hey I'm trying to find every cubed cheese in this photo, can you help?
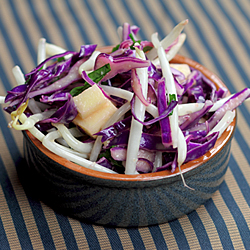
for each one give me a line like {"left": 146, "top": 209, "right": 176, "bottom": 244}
{"left": 73, "top": 84, "right": 107, "bottom": 119}
{"left": 73, "top": 84, "right": 117, "bottom": 137}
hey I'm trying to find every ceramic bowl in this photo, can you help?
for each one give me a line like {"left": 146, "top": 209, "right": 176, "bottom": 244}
{"left": 21, "top": 51, "right": 236, "bottom": 227}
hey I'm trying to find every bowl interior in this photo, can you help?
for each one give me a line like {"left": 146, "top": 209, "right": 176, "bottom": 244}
{"left": 25, "top": 50, "right": 236, "bottom": 182}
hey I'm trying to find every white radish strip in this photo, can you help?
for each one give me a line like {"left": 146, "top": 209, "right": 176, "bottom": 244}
{"left": 28, "top": 98, "right": 42, "bottom": 114}
{"left": 177, "top": 95, "right": 233, "bottom": 116}
{"left": 46, "top": 42, "right": 66, "bottom": 55}
{"left": 178, "top": 103, "right": 204, "bottom": 116}
{"left": 209, "top": 95, "right": 233, "bottom": 112}
{"left": 78, "top": 51, "right": 101, "bottom": 74}
{"left": 146, "top": 104, "right": 159, "bottom": 118}
{"left": 46, "top": 43, "right": 72, "bottom": 60}
{"left": 125, "top": 47, "right": 148, "bottom": 175}
{"left": 153, "top": 151, "right": 162, "bottom": 172}
{"left": 166, "top": 33, "right": 186, "bottom": 61}
{"left": 152, "top": 34, "right": 186, "bottom": 65}
{"left": 101, "top": 85, "right": 159, "bottom": 118}
{"left": 177, "top": 126, "right": 193, "bottom": 189}
{"left": 48, "top": 130, "right": 89, "bottom": 158}
{"left": 0, "top": 96, "right": 5, "bottom": 104}
{"left": 12, "top": 66, "right": 25, "bottom": 85}
{"left": 34, "top": 101, "right": 50, "bottom": 112}
{"left": 208, "top": 110, "right": 235, "bottom": 137}
{"left": 68, "top": 127, "right": 85, "bottom": 138}
{"left": 19, "top": 113, "right": 45, "bottom": 142}
{"left": 105, "top": 101, "right": 131, "bottom": 127}
{"left": 177, "top": 127, "right": 187, "bottom": 167}
{"left": 37, "top": 38, "right": 46, "bottom": 66}
{"left": 147, "top": 19, "right": 188, "bottom": 61}
{"left": 152, "top": 33, "right": 179, "bottom": 148}
{"left": 55, "top": 143, "right": 88, "bottom": 159}
{"left": 125, "top": 118, "right": 142, "bottom": 174}
{"left": 55, "top": 137, "right": 69, "bottom": 147}
{"left": 89, "top": 136, "right": 103, "bottom": 162}
{"left": 42, "top": 130, "right": 116, "bottom": 173}
{"left": 89, "top": 101, "right": 131, "bottom": 162}
{"left": 52, "top": 123, "right": 93, "bottom": 154}
{"left": 101, "top": 85, "right": 133, "bottom": 101}
{"left": 13, "top": 110, "right": 55, "bottom": 130}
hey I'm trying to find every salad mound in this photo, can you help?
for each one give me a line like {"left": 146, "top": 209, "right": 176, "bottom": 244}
{"left": 1, "top": 20, "right": 250, "bottom": 179}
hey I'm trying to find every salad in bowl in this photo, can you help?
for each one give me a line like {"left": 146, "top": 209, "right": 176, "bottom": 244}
{"left": 1, "top": 20, "right": 249, "bottom": 183}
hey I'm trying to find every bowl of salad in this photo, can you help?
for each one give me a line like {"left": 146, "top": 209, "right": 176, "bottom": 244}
{"left": 2, "top": 21, "right": 249, "bottom": 227}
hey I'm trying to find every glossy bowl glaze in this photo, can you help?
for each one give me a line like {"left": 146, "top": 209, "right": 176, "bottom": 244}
{"left": 21, "top": 52, "right": 236, "bottom": 227}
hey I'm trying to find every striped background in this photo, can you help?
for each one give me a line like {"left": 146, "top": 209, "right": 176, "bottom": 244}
{"left": 0, "top": 0, "right": 249, "bottom": 249}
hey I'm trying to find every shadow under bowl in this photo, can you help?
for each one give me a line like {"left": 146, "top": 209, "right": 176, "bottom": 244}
{"left": 21, "top": 53, "right": 236, "bottom": 227}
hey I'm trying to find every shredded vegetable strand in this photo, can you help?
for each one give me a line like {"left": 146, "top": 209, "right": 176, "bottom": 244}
{"left": 52, "top": 123, "right": 93, "bottom": 154}
{"left": 37, "top": 38, "right": 46, "bottom": 66}
{"left": 165, "top": 33, "right": 186, "bottom": 61}
{"left": 28, "top": 98, "right": 42, "bottom": 114}
{"left": 153, "top": 151, "right": 162, "bottom": 172}
{"left": 101, "top": 85, "right": 159, "bottom": 118}
{"left": 152, "top": 33, "right": 192, "bottom": 187}
{"left": 0, "top": 96, "right": 5, "bottom": 104}
{"left": 78, "top": 51, "right": 101, "bottom": 74}
{"left": 13, "top": 110, "right": 55, "bottom": 130}
{"left": 209, "top": 95, "right": 233, "bottom": 112}
{"left": 10, "top": 100, "right": 29, "bottom": 129}
{"left": 208, "top": 110, "right": 235, "bottom": 137}
{"left": 12, "top": 66, "right": 25, "bottom": 86}
{"left": 101, "top": 85, "right": 133, "bottom": 101}
{"left": 125, "top": 46, "right": 148, "bottom": 174}
{"left": 42, "top": 130, "right": 116, "bottom": 173}
{"left": 19, "top": 113, "right": 45, "bottom": 142}
{"left": 147, "top": 19, "right": 188, "bottom": 60}
{"left": 178, "top": 103, "right": 204, "bottom": 116}
{"left": 45, "top": 42, "right": 72, "bottom": 60}
{"left": 177, "top": 95, "right": 233, "bottom": 116}
{"left": 177, "top": 126, "right": 194, "bottom": 190}
{"left": 152, "top": 33, "right": 179, "bottom": 148}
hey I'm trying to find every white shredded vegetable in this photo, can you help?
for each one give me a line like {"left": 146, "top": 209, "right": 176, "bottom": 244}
{"left": 209, "top": 95, "right": 233, "bottom": 112}
{"left": 153, "top": 151, "right": 162, "bottom": 172}
{"left": 152, "top": 32, "right": 191, "bottom": 188}
{"left": 101, "top": 85, "right": 133, "bottom": 101}
{"left": 19, "top": 113, "right": 45, "bottom": 142}
{"left": 147, "top": 19, "right": 188, "bottom": 61}
{"left": 78, "top": 51, "right": 101, "bottom": 75}
{"left": 42, "top": 130, "right": 116, "bottom": 173}
{"left": 46, "top": 42, "right": 65, "bottom": 55}
{"left": 28, "top": 98, "right": 42, "bottom": 114}
{"left": 12, "top": 66, "right": 25, "bottom": 86}
{"left": 12, "top": 110, "right": 55, "bottom": 130}
{"left": 52, "top": 123, "right": 93, "bottom": 154}
{"left": 208, "top": 110, "right": 235, "bottom": 137}
{"left": 101, "top": 85, "right": 159, "bottom": 118}
{"left": 165, "top": 33, "right": 186, "bottom": 61}
{"left": 37, "top": 38, "right": 46, "bottom": 66}
{"left": 0, "top": 96, "right": 5, "bottom": 104}
{"left": 151, "top": 33, "right": 179, "bottom": 148}
{"left": 125, "top": 46, "right": 148, "bottom": 175}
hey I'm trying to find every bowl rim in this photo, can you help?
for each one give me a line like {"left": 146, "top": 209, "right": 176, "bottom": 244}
{"left": 24, "top": 49, "right": 236, "bottom": 182}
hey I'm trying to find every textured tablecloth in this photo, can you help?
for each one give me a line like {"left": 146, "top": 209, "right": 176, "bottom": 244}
{"left": 0, "top": 0, "right": 250, "bottom": 249}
